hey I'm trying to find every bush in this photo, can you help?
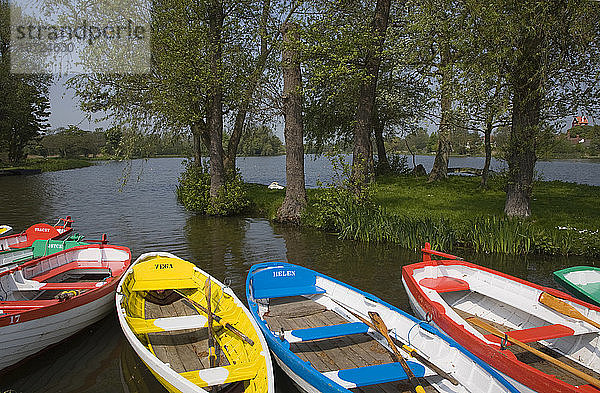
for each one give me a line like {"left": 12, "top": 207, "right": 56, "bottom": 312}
{"left": 176, "top": 161, "right": 250, "bottom": 216}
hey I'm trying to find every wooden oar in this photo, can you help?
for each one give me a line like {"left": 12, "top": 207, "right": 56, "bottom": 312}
{"left": 205, "top": 278, "right": 217, "bottom": 369}
{"left": 467, "top": 316, "right": 600, "bottom": 389}
{"left": 539, "top": 292, "right": 600, "bottom": 330}
{"left": 173, "top": 289, "right": 254, "bottom": 345}
{"left": 369, "top": 311, "right": 426, "bottom": 393}
{"left": 330, "top": 298, "right": 458, "bottom": 385}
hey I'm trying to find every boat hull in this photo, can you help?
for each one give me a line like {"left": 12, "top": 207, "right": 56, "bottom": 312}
{"left": 271, "top": 352, "right": 320, "bottom": 393}
{"left": 403, "top": 250, "right": 600, "bottom": 393}
{"left": 554, "top": 266, "right": 600, "bottom": 308}
{"left": 0, "top": 243, "right": 131, "bottom": 372}
{"left": 116, "top": 252, "right": 274, "bottom": 393}
{"left": 402, "top": 279, "right": 537, "bottom": 393}
{"left": 0, "top": 281, "right": 117, "bottom": 371}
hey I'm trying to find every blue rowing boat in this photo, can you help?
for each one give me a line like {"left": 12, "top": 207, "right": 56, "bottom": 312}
{"left": 246, "top": 262, "right": 520, "bottom": 393}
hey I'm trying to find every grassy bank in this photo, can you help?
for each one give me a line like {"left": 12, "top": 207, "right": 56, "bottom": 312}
{"left": 1, "top": 158, "right": 93, "bottom": 173}
{"left": 246, "top": 176, "right": 600, "bottom": 256}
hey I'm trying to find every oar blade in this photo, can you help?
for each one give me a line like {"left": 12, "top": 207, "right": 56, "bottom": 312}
{"left": 539, "top": 292, "right": 600, "bottom": 330}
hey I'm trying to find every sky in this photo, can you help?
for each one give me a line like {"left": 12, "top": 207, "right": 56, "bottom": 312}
{"left": 48, "top": 75, "right": 111, "bottom": 131}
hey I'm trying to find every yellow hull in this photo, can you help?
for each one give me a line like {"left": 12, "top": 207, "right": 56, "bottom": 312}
{"left": 117, "top": 253, "right": 273, "bottom": 393}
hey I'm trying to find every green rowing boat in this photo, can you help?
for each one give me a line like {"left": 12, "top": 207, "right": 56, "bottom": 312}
{"left": 554, "top": 266, "right": 600, "bottom": 307}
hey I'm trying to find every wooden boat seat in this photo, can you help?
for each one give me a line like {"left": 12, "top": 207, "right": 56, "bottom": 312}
{"left": 34, "top": 262, "right": 111, "bottom": 282}
{"left": 484, "top": 324, "right": 575, "bottom": 346}
{"left": 419, "top": 276, "right": 469, "bottom": 293}
{"left": 323, "top": 361, "right": 426, "bottom": 389}
{"left": 126, "top": 315, "right": 210, "bottom": 333}
{"left": 282, "top": 322, "right": 370, "bottom": 343}
{"left": 253, "top": 285, "right": 325, "bottom": 300}
{"left": 179, "top": 360, "right": 260, "bottom": 387}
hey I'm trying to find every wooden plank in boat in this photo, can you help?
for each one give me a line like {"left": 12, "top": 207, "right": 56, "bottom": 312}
{"left": 266, "top": 297, "right": 437, "bottom": 392}
{"left": 456, "top": 307, "right": 600, "bottom": 387}
{"left": 145, "top": 298, "right": 216, "bottom": 373}
{"left": 266, "top": 296, "right": 328, "bottom": 318}
{"left": 311, "top": 312, "right": 406, "bottom": 393}
{"left": 286, "top": 313, "right": 337, "bottom": 372}
{"left": 146, "top": 301, "right": 188, "bottom": 373}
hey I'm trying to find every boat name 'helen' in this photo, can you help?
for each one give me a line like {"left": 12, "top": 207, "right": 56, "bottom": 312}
{"left": 273, "top": 270, "right": 296, "bottom": 277}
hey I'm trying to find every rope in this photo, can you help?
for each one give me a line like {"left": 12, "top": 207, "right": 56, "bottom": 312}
{"left": 407, "top": 322, "right": 420, "bottom": 347}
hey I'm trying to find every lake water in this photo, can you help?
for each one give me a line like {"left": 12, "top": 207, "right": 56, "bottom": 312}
{"left": 0, "top": 156, "right": 599, "bottom": 393}
{"left": 236, "top": 155, "right": 600, "bottom": 187}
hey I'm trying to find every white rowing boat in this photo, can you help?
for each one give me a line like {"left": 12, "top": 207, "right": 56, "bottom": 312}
{"left": 0, "top": 242, "right": 131, "bottom": 371}
{"left": 403, "top": 243, "right": 600, "bottom": 393}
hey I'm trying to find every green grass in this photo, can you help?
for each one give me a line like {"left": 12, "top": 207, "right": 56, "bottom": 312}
{"left": 373, "top": 175, "right": 600, "bottom": 231}
{"left": 2, "top": 158, "right": 93, "bottom": 172}
{"left": 244, "top": 183, "right": 286, "bottom": 218}
{"left": 246, "top": 175, "right": 600, "bottom": 256}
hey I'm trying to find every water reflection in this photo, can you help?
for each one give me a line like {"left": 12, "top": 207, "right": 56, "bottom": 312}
{"left": 1, "top": 313, "right": 124, "bottom": 393}
{"left": 120, "top": 342, "right": 168, "bottom": 393}
{"left": 184, "top": 216, "right": 250, "bottom": 295}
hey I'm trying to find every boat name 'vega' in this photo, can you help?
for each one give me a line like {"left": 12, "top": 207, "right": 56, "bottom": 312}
{"left": 273, "top": 270, "right": 296, "bottom": 277}
{"left": 155, "top": 263, "right": 174, "bottom": 269}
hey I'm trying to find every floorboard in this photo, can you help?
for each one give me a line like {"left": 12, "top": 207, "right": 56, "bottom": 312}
{"left": 263, "top": 295, "right": 437, "bottom": 392}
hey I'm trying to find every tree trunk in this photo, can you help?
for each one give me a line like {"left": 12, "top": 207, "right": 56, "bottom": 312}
{"left": 224, "top": 0, "right": 271, "bottom": 173}
{"left": 428, "top": 44, "right": 452, "bottom": 182}
{"left": 504, "top": 36, "right": 542, "bottom": 218}
{"left": 276, "top": 22, "right": 306, "bottom": 224}
{"left": 374, "top": 115, "right": 389, "bottom": 174}
{"left": 207, "top": 0, "right": 226, "bottom": 202}
{"left": 191, "top": 120, "right": 210, "bottom": 165}
{"left": 351, "top": 0, "right": 391, "bottom": 185}
{"left": 480, "top": 119, "right": 493, "bottom": 188}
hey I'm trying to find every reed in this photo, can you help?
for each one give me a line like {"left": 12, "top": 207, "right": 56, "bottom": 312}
{"left": 304, "top": 192, "right": 600, "bottom": 256}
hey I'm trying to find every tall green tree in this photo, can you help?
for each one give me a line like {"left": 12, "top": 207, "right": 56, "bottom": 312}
{"left": 0, "top": 0, "right": 50, "bottom": 164}
{"left": 351, "top": 0, "right": 392, "bottom": 185}
{"left": 467, "top": 0, "right": 600, "bottom": 217}
{"left": 402, "top": 0, "right": 472, "bottom": 182}
{"left": 67, "top": 0, "right": 298, "bottom": 209}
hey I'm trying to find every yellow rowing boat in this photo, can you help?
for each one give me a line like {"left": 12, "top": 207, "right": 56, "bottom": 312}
{"left": 116, "top": 252, "right": 274, "bottom": 393}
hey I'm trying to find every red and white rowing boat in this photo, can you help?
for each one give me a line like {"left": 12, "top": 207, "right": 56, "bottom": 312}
{"left": 0, "top": 216, "right": 74, "bottom": 251}
{"left": 402, "top": 243, "right": 600, "bottom": 393}
{"left": 0, "top": 241, "right": 131, "bottom": 371}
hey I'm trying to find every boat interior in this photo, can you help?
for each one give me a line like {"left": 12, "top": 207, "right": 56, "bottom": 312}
{"left": 439, "top": 287, "right": 600, "bottom": 389}
{"left": 261, "top": 294, "right": 441, "bottom": 393}
{"left": 0, "top": 246, "right": 129, "bottom": 305}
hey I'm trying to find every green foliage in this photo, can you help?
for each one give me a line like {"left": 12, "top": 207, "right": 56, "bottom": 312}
{"left": 237, "top": 125, "right": 284, "bottom": 156}
{"left": 0, "top": 0, "right": 50, "bottom": 164}
{"left": 375, "top": 154, "right": 410, "bottom": 176}
{"left": 41, "top": 126, "right": 106, "bottom": 158}
{"left": 297, "top": 174, "right": 600, "bottom": 256}
{"left": 176, "top": 161, "right": 250, "bottom": 216}
{"left": 0, "top": 158, "right": 92, "bottom": 172}
{"left": 244, "top": 183, "right": 285, "bottom": 219}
